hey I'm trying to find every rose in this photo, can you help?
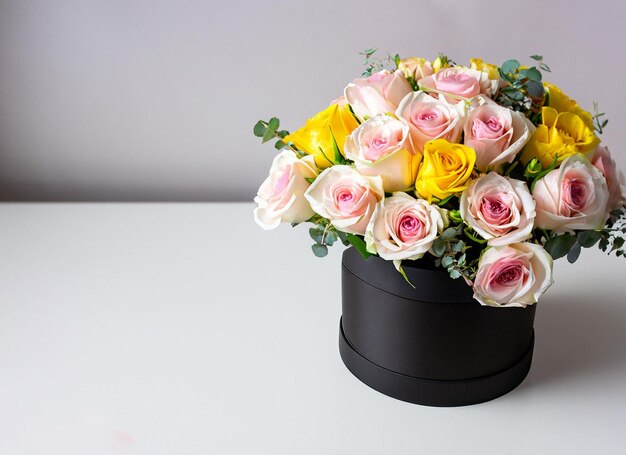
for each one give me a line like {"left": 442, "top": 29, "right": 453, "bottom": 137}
{"left": 364, "top": 192, "right": 448, "bottom": 261}
{"left": 344, "top": 70, "right": 412, "bottom": 120}
{"left": 397, "top": 57, "right": 434, "bottom": 82}
{"left": 544, "top": 82, "right": 594, "bottom": 129}
{"left": 344, "top": 114, "right": 420, "bottom": 192}
{"left": 419, "top": 67, "right": 495, "bottom": 103}
{"left": 254, "top": 151, "right": 319, "bottom": 230}
{"left": 304, "top": 165, "right": 384, "bottom": 235}
{"left": 463, "top": 97, "right": 533, "bottom": 171}
{"left": 469, "top": 58, "right": 499, "bottom": 80}
{"left": 415, "top": 139, "right": 476, "bottom": 202}
{"left": 473, "top": 242, "right": 553, "bottom": 308}
{"left": 520, "top": 106, "right": 599, "bottom": 168}
{"left": 460, "top": 173, "right": 536, "bottom": 246}
{"left": 591, "top": 145, "right": 626, "bottom": 212}
{"left": 532, "top": 154, "right": 609, "bottom": 233}
{"left": 395, "top": 91, "right": 464, "bottom": 153}
{"left": 284, "top": 101, "right": 359, "bottom": 169}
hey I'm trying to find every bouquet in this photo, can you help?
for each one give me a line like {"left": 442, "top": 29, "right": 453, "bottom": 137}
{"left": 252, "top": 51, "right": 626, "bottom": 308}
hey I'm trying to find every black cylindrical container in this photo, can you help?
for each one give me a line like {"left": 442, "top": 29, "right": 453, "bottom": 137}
{"left": 339, "top": 247, "right": 536, "bottom": 407}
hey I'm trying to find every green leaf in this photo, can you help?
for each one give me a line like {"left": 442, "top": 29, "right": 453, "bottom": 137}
{"left": 312, "top": 243, "right": 328, "bottom": 257}
{"left": 305, "top": 177, "right": 316, "bottom": 184}
{"left": 441, "top": 227, "right": 458, "bottom": 240}
{"left": 268, "top": 117, "right": 279, "bottom": 132}
{"left": 396, "top": 263, "right": 416, "bottom": 289}
{"left": 336, "top": 230, "right": 350, "bottom": 246}
{"left": 325, "top": 230, "right": 337, "bottom": 246}
{"left": 441, "top": 256, "right": 454, "bottom": 268}
{"left": 530, "top": 54, "right": 543, "bottom": 61}
{"left": 577, "top": 230, "right": 602, "bottom": 248}
{"left": 274, "top": 140, "right": 286, "bottom": 150}
{"left": 261, "top": 128, "right": 275, "bottom": 143}
{"left": 526, "top": 80, "right": 544, "bottom": 98}
{"left": 329, "top": 128, "right": 342, "bottom": 164}
{"left": 567, "top": 242, "right": 581, "bottom": 263}
{"left": 611, "top": 236, "right": 625, "bottom": 252}
{"left": 309, "top": 227, "right": 324, "bottom": 244}
{"left": 544, "top": 234, "right": 577, "bottom": 260}
{"left": 504, "top": 90, "right": 524, "bottom": 101}
{"left": 432, "top": 237, "right": 447, "bottom": 256}
{"left": 253, "top": 121, "right": 267, "bottom": 137}
{"left": 539, "top": 62, "right": 551, "bottom": 72}
{"left": 451, "top": 241, "right": 464, "bottom": 253}
{"left": 520, "top": 67, "right": 542, "bottom": 81}
{"left": 347, "top": 234, "right": 372, "bottom": 260}
{"left": 501, "top": 59, "right": 521, "bottom": 75}
{"left": 449, "top": 269, "right": 461, "bottom": 279}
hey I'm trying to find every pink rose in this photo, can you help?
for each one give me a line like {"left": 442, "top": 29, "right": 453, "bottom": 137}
{"left": 533, "top": 154, "right": 609, "bottom": 233}
{"left": 344, "top": 70, "right": 412, "bottom": 120}
{"left": 304, "top": 165, "right": 384, "bottom": 235}
{"left": 344, "top": 114, "right": 419, "bottom": 192}
{"left": 463, "top": 97, "right": 533, "bottom": 171}
{"left": 419, "top": 67, "right": 495, "bottom": 104}
{"left": 395, "top": 91, "right": 464, "bottom": 153}
{"left": 254, "top": 151, "right": 319, "bottom": 230}
{"left": 364, "top": 192, "right": 448, "bottom": 261}
{"left": 591, "top": 145, "right": 626, "bottom": 212}
{"left": 473, "top": 242, "right": 553, "bottom": 308}
{"left": 460, "top": 173, "right": 536, "bottom": 246}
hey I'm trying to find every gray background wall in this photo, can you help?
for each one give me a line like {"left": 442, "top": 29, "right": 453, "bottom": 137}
{"left": 0, "top": 0, "right": 624, "bottom": 201}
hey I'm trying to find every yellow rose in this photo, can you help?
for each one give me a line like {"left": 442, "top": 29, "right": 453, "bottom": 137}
{"left": 469, "top": 58, "right": 499, "bottom": 80}
{"left": 284, "top": 103, "right": 359, "bottom": 169}
{"left": 415, "top": 139, "right": 476, "bottom": 202}
{"left": 544, "top": 82, "right": 594, "bottom": 129}
{"left": 520, "top": 106, "right": 599, "bottom": 167}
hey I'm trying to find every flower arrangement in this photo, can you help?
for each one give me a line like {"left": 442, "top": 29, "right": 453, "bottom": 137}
{"left": 253, "top": 51, "right": 626, "bottom": 308}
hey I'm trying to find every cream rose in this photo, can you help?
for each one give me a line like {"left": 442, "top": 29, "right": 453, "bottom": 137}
{"left": 460, "top": 173, "right": 536, "bottom": 246}
{"left": 344, "top": 113, "right": 420, "bottom": 192}
{"left": 344, "top": 70, "right": 412, "bottom": 120}
{"left": 419, "top": 67, "right": 496, "bottom": 103}
{"left": 254, "top": 151, "right": 319, "bottom": 230}
{"left": 304, "top": 165, "right": 384, "bottom": 235}
{"left": 473, "top": 242, "right": 553, "bottom": 308}
{"left": 463, "top": 97, "right": 534, "bottom": 171}
{"left": 533, "top": 154, "right": 610, "bottom": 233}
{"left": 591, "top": 145, "right": 626, "bottom": 212}
{"left": 364, "top": 192, "right": 447, "bottom": 261}
{"left": 395, "top": 91, "right": 465, "bottom": 153}
{"left": 397, "top": 57, "right": 434, "bottom": 82}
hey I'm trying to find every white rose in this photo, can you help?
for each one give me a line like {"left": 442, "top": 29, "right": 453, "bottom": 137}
{"left": 304, "top": 165, "right": 384, "bottom": 235}
{"left": 460, "top": 173, "right": 536, "bottom": 246}
{"left": 473, "top": 242, "right": 553, "bottom": 308}
{"left": 344, "top": 113, "right": 419, "bottom": 192}
{"left": 463, "top": 97, "right": 534, "bottom": 171}
{"left": 365, "top": 192, "right": 448, "bottom": 261}
{"left": 254, "top": 151, "right": 318, "bottom": 230}
{"left": 395, "top": 91, "right": 465, "bottom": 153}
{"left": 533, "top": 154, "right": 609, "bottom": 233}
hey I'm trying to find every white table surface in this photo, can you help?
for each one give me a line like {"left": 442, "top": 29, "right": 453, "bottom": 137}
{"left": 0, "top": 203, "right": 625, "bottom": 454}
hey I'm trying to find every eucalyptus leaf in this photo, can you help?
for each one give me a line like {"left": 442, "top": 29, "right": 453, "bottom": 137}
{"left": 520, "top": 67, "right": 542, "bottom": 81}
{"left": 312, "top": 243, "right": 328, "bottom": 257}
{"left": 253, "top": 121, "right": 266, "bottom": 137}
{"left": 449, "top": 269, "right": 461, "bottom": 279}
{"left": 432, "top": 238, "right": 447, "bottom": 256}
{"left": 441, "top": 256, "right": 454, "bottom": 268}
{"left": 526, "top": 80, "right": 544, "bottom": 98}
{"left": 501, "top": 59, "right": 520, "bottom": 74}
{"left": 268, "top": 117, "right": 280, "bottom": 132}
